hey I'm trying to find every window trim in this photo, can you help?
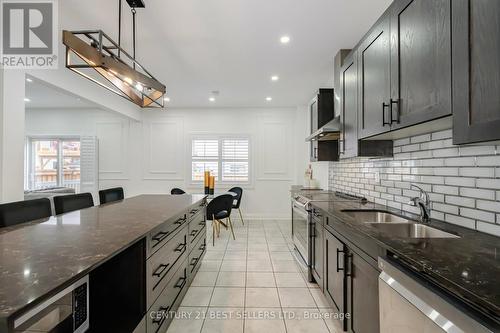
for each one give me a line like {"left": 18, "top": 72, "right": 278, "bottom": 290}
{"left": 188, "top": 134, "right": 252, "bottom": 187}
{"left": 25, "top": 136, "right": 81, "bottom": 191}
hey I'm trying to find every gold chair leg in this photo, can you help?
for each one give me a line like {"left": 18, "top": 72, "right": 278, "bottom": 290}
{"left": 216, "top": 219, "right": 221, "bottom": 237}
{"left": 212, "top": 215, "right": 215, "bottom": 246}
{"left": 238, "top": 208, "right": 244, "bottom": 225}
{"left": 228, "top": 216, "right": 236, "bottom": 240}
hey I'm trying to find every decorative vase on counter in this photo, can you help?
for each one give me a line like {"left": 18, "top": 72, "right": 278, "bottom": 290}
{"left": 204, "top": 171, "right": 210, "bottom": 194}
{"left": 209, "top": 176, "right": 215, "bottom": 195}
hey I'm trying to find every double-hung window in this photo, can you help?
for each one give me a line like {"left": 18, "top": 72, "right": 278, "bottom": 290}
{"left": 25, "top": 138, "right": 81, "bottom": 192}
{"left": 191, "top": 137, "right": 250, "bottom": 184}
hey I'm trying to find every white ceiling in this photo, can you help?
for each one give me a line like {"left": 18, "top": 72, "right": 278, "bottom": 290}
{"left": 25, "top": 78, "right": 100, "bottom": 109}
{"left": 57, "top": 0, "right": 391, "bottom": 108}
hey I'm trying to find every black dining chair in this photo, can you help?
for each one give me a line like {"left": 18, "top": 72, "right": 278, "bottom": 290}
{"left": 53, "top": 193, "right": 94, "bottom": 215}
{"left": 171, "top": 188, "right": 186, "bottom": 195}
{"left": 228, "top": 187, "right": 244, "bottom": 225}
{"left": 0, "top": 198, "right": 52, "bottom": 228}
{"left": 206, "top": 194, "right": 235, "bottom": 245}
{"left": 99, "top": 187, "right": 124, "bottom": 204}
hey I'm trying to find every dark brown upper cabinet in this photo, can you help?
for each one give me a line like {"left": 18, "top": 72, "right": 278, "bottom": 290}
{"left": 390, "top": 0, "right": 452, "bottom": 130}
{"left": 452, "top": 0, "right": 500, "bottom": 144}
{"left": 340, "top": 50, "right": 393, "bottom": 159}
{"left": 358, "top": 13, "right": 392, "bottom": 139}
{"left": 309, "top": 89, "right": 338, "bottom": 162}
{"left": 339, "top": 51, "right": 359, "bottom": 158}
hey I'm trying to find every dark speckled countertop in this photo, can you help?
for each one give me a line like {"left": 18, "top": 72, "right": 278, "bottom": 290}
{"left": 311, "top": 200, "right": 500, "bottom": 328}
{"left": 0, "top": 194, "right": 206, "bottom": 323}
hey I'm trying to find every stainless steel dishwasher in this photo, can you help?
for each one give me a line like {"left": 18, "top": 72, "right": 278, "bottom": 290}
{"left": 378, "top": 257, "right": 493, "bottom": 333}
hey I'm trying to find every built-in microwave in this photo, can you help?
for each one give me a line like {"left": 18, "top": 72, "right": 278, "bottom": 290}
{"left": 13, "top": 275, "right": 89, "bottom": 333}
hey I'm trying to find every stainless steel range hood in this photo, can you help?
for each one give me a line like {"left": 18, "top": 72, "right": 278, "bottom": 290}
{"left": 305, "top": 116, "right": 341, "bottom": 141}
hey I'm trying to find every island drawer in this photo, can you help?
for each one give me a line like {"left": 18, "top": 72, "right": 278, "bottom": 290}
{"left": 188, "top": 201, "right": 206, "bottom": 219}
{"left": 188, "top": 236, "right": 206, "bottom": 277}
{"left": 147, "top": 259, "right": 188, "bottom": 333}
{"left": 147, "top": 226, "right": 188, "bottom": 308}
{"left": 188, "top": 212, "right": 206, "bottom": 246}
{"left": 147, "top": 212, "right": 188, "bottom": 257}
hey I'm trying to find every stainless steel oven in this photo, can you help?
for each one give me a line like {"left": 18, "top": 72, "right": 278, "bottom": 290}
{"left": 292, "top": 191, "right": 367, "bottom": 283}
{"left": 291, "top": 197, "right": 311, "bottom": 268}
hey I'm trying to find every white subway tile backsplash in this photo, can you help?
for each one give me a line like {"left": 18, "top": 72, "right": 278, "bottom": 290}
{"left": 433, "top": 185, "right": 459, "bottom": 195}
{"left": 433, "top": 148, "right": 459, "bottom": 157}
{"left": 476, "top": 155, "right": 500, "bottom": 166}
{"left": 476, "top": 200, "right": 500, "bottom": 213}
{"left": 402, "top": 144, "right": 420, "bottom": 152}
{"left": 444, "top": 214, "right": 476, "bottom": 229}
{"left": 433, "top": 203, "right": 459, "bottom": 215}
{"left": 394, "top": 138, "right": 410, "bottom": 146}
{"left": 433, "top": 167, "right": 459, "bottom": 176}
{"left": 431, "top": 129, "right": 452, "bottom": 140}
{"left": 459, "top": 145, "right": 496, "bottom": 156}
{"left": 476, "top": 221, "right": 500, "bottom": 237}
{"left": 411, "top": 134, "right": 431, "bottom": 143}
{"left": 459, "top": 167, "right": 495, "bottom": 178}
{"left": 476, "top": 179, "right": 500, "bottom": 190}
{"left": 329, "top": 129, "right": 500, "bottom": 233}
{"left": 460, "top": 208, "right": 496, "bottom": 223}
{"left": 459, "top": 188, "right": 495, "bottom": 200}
{"left": 445, "top": 195, "right": 475, "bottom": 208}
{"left": 445, "top": 176, "right": 475, "bottom": 187}
{"left": 445, "top": 157, "right": 476, "bottom": 167}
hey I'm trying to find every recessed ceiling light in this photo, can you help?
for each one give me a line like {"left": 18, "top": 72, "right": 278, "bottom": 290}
{"left": 280, "top": 35, "right": 290, "bottom": 44}
{"left": 24, "top": 98, "right": 31, "bottom": 102}
{"left": 266, "top": 97, "right": 273, "bottom": 101}
{"left": 209, "top": 97, "right": 216, "bottom": 102}
{"left": 26, "top": 78, "right": 33, "bottom": 83}
{"left": 271, "top": 75, "right": 279, "bottom": 81}
{"left": 164, "top": 96, "right": 170, "bottom": 102}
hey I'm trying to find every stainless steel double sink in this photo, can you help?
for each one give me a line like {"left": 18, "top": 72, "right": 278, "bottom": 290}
{"left": 341, "top": 210, "right": 460, "bottom": 239}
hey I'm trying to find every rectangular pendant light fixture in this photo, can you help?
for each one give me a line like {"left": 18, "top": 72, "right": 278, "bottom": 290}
{"left": 63, "top": 30, "right": 166, "bottom": 108}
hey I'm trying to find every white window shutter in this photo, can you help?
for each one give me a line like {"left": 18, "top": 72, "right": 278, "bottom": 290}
{"left": 80, "top": 136, "right": 99, "bottom": 201}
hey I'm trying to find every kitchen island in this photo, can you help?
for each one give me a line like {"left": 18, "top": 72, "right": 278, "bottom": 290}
{"left": 0, "top": 194, "right": 207, "bottom": 333}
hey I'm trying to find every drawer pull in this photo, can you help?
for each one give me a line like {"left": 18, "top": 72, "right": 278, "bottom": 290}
{"left": 190, "top": 257, "right": 199, "bottom": 267}
{"left": 175, "top": 217, "right": 186, "bottom": 225}
{"left": 190, "top": 229, "right": 199, "bottom": 236}
{"left": 174, "top": 276, "right": 187, "bottom": 289}
{"left": 174, "top": 243, "right": 186, "bottom": 252}
{"left": 152, "top": 231, "right": 170, "bottom": 243}
{"left": 190, "top": 209, "right": 198, "bottom": 215}
{"left": 152, "top": 263, "right": 170, "bottom": 277}
{"left": 152, "top": 306, "right": 170, "bottom": 325}
{"left": 198, "top": 221, "right": 206, "bottom": 227}
{"left": 199, "top": 243, "right": 206, "bottom": 251}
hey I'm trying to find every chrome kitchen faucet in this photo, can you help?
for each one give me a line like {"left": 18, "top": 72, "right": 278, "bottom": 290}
{"left": 409, "top": 184, "right": 431, "bottom": 223}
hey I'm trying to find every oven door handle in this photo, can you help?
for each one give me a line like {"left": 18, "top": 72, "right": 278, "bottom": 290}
{"left": 293, "top": 201, "right": 311, "bottom": 213}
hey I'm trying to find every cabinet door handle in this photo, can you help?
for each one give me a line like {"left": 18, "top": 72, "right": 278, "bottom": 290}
{"left": 382, "top": 102, "right": 391, "bottom": 126}
{"left": 346, "top": 253, "right": 354, "bottom": 277}
{"left": 336, "top": 248, "right": 345, "bottom": 272}
{"left": 152, "top": 263, "right": 170, "bottom": 277}
{"left": 390, "top": 98, "right": 400, "bottom": 124}
{"left": 190, "top": 229, "right": 199, "bottom": 237}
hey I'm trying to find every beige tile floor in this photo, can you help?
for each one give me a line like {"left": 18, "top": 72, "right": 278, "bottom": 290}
{"left": 167, "top": 218, "right": 342, "bottom": 333}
